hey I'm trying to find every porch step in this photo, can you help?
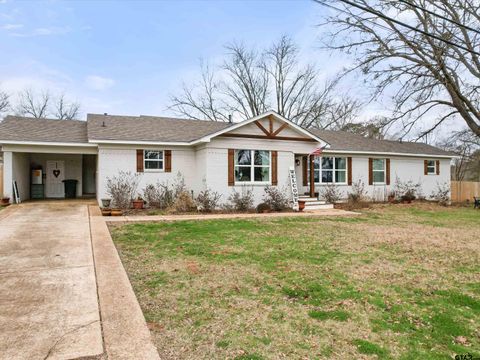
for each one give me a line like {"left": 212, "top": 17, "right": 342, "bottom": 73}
{"left": 302, "top": 200, "right": 327, "bottom": 206}
{"left": 303, "top": 203, "right": 334, "bottom": 210}
{"left": 298, "top": 196, "right": 324, "bottom": 203}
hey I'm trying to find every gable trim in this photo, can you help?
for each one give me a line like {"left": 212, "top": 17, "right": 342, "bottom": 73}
{"left": 191, "top": 111, "right": 329, "bottom": 145}
{"left": 218, "top": 133, "right": 317, "bottom": 142}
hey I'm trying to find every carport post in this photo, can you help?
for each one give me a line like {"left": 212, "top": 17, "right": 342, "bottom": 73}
{"left": 2, "top": 151, "right": 13, "bottom": 199}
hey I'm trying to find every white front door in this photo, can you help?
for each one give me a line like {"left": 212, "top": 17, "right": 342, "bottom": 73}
{"left": 46, "top": 160, "right": 65, "bottom": 198}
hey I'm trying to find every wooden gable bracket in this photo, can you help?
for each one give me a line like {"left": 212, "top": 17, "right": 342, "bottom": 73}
{"left": 253, "top": 116, "right": 290, "bottom": 138}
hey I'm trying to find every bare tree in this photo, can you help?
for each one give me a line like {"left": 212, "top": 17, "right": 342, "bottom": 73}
{"left": 169, "top": 36, "right": 360, "bottom": 129}
{"left": 316, "top": 0, "right": 480, "bottom": 138}
{"left": 16, "top": 89, "right": 80, "bottom": 120}
{"left": 437, "top": 129, "right": 480, "bottom": 181}
{"left": 341, "top": 116, "right": 390, "bottom": 139}
{"left": 169, "top": 63, "right": 230, "bottom": 122}
{"left": 0, "top": 90, "right": 9, "bottom": 114}
{"left": 53, "top": 94, "right": 80, "bottom": 120}
{"left": 17, "top": 89, "right": 50, "bottom": 118}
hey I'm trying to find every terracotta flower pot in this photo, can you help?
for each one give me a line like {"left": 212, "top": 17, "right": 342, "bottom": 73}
{"left": 298, "top": 201, "right": 305, "bottom": 212}
{"left": 1, "top": 197, "right": 10, "bottom": 206}
{"left": 101, "top": 209, "right": 112, "bottom": 216}
{"left": 111, "top": 209, "right": 123, "bottom": 216}
{"left": 132, "top": 200, "right": 144, "bottom": 209}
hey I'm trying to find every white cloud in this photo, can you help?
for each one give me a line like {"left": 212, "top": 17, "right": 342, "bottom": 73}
{"left": 85, "top": 75, "right": 115, "bottom": 91}
{"left": 1, "top": 23, "right": 22, "bottom": 30}
{"left": 9, "top": 26, "right": 70, "bottom": 37}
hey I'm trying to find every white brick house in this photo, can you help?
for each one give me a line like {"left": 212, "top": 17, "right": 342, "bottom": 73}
{"left": 0, "top": 111, "right": 453, "bottom": 206}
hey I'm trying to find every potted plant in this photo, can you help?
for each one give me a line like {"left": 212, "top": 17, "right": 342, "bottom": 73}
{"left": 1, "top": 197, "right": 10, "bottom": 206}
{"left": 132, "top": 196, "right": 144, "bottom": 210}
{"left": 101, "top": 198, "right": 111, "bottom": 208}
{"left": 387, "top": 191, "right": 396, "bottom": 203}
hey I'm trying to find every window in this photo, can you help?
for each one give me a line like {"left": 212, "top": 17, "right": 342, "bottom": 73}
{"left": 144, "top": 150, "right": 164, "bottom": 171}
{"left": 372, "top": 158, "right": 385, "bottom": 183}
{"left": 426, "top": 160, "right": 436, "bottom": 175}
{"left": 308, "top": 156, "right": 347, "bottom": 184}
{"left": 234, "top": 150, "right": 270, "bottom": 183}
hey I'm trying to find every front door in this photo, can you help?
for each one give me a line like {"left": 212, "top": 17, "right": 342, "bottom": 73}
{"left": 46, "top": 160, "right": 65, "bottom": 198}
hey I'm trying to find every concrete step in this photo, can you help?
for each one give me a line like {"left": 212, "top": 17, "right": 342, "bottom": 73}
{"left": 298, "top": 197, "right": 322, "bottom": 202}
{"left": 303, "top": 203, "right": 334, "bottom": 210}
{"left": 302, "top": 200, "right": 327, "bottom": 206}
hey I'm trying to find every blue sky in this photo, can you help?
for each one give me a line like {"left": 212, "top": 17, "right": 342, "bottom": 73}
{"left": 0, "top": 0, "right": 342, "bottom": 118}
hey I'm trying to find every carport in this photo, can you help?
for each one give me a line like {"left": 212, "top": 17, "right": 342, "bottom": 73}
{"left": 0, "top": 116, "right": 98, "bottom": 202}
{"left": 3, "top": 147, "right": 97, "bottom": 202}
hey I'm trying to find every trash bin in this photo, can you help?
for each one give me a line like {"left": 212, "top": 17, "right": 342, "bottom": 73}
{"left": 62, "top": 179, "right": 78, "bottom": 199}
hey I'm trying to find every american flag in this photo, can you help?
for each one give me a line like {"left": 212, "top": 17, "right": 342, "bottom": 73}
{"left": 310, "top": 147, "right": 324, "bottom": 156}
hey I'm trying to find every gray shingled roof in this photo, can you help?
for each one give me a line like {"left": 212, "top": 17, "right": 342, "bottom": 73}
{"left": 0, "top": 116, "right": 88, "bottom": 143}
{"left": 0, "top": 113, "right": 453, "bottom": 157}
{"left": 87, "top": 114, "right": 230, "bottom": 142}
{"left": 310, "top": 128, "right": 453, "bottom": 156}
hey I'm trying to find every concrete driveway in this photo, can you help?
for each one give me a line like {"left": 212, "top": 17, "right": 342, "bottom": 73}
{"left": 0, "top": 201, "right": 103, "bottom": 359}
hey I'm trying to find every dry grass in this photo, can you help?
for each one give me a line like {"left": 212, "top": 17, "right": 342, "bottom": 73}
{"left": 111, "top": 203, "right": 480, "bottom": 359}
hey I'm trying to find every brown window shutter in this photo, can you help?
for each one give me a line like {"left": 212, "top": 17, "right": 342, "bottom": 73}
{"left": 436, "top": 160, "right": 440, "bottom": 175}
{"left": 424, "top": 160, "right": 428, "bottom": 175}
{"left": 302, "top": 156, "right": 308, "bottom": 186}
{"left": 136, "top": 150, "right": 144, "bottom": 173}
{"left": 386, "top": 158, "right": 391, "bottom": 185}
{"left": 347, "top": 157, "right": 352, "bottom": 185}
{"left": 165, "top": 150, "right": 172, "bottom": 172}
{"left": 228, "top": 149, "right": 235, "bottom": 186}
{"left": 271, "top": 151, "right": 278, "bottom": 185}
{"left": 368, "top": 158, "right": 373, "bottom": 185}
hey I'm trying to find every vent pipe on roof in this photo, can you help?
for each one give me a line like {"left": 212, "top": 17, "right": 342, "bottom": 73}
{"left": 102, "top": 113, "right": 107, "bottom": 127}
{"left": 228, "top": 114, "right": 232, "bottom": 123}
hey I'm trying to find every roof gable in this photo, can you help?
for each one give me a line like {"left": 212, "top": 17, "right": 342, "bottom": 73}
{"left": 195, "top": 111, "right": 328, "bottom": 145}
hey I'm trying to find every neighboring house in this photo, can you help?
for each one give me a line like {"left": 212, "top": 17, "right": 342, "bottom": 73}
{"left": 0, "top": 110, "right": 454, "bottom": 206}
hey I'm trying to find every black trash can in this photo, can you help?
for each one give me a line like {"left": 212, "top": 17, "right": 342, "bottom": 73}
{"left": 62, "top": 179, "right": 78, "bottom": 199}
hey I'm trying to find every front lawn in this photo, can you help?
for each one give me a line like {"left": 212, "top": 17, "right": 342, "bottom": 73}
{"left": 111, "top": 204, "right": 480, "bottom": 359}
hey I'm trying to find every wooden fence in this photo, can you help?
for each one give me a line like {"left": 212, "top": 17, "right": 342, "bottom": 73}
{"left": 451, "top": 181, "right": 480, "bottom": 202}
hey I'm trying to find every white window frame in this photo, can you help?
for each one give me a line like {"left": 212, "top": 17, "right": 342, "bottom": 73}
{"left": 144, "top": 150, "right": 164, "bottom": 172}
{"left": 426, "top": 160, "right": 436, "bottom": 175}
{"left": 372, "top": 158, "right": 386, "bottom": 185}
{"left": 234, "top": 149, "right": 271, "bottom": 184}
{"left": 307, "top": 156, "right": 348, "bottom": 184}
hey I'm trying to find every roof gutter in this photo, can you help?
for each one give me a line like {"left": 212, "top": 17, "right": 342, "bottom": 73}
{"left": 89, "top": 139, "right": 194, "bottom": 146}
{"left": 0, "top": 140, "right": 97, "bottom": 147}
{"left": 322, "top": 149, "right": 455, "bottom": 159}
